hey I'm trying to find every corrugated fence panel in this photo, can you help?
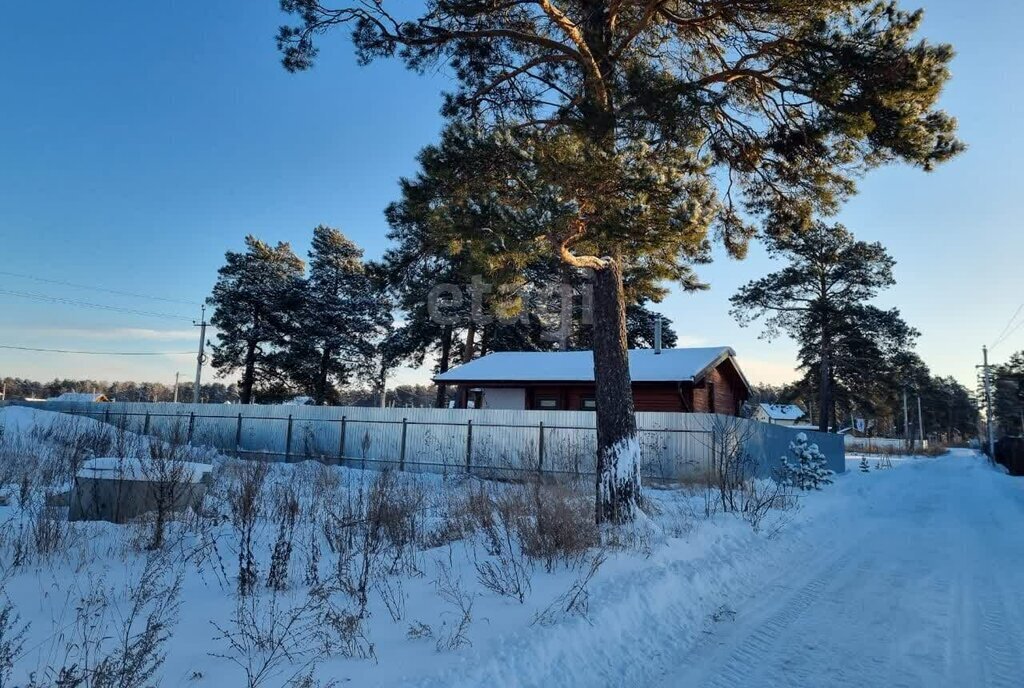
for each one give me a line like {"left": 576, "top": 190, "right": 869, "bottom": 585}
{"left": 30, "top": 402, "right": 845, "bottom": 478}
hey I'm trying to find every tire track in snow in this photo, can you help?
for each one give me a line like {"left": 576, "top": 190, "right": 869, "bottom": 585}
{"left": 976, "top": 581, "right": 1021, "bottom": 688}
{"left": 668, "top": 534, "right": 876, "bottom": 688}
{"left": 660, "top": 453, "right": 1024, "bottom": 688}
{"left": 960, "top": 480, "right": 1024, "bottom": 688}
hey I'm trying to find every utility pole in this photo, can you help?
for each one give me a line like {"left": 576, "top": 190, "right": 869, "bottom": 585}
{"left": 917, "top": 394, "right": 925, "bottom": 448}
{"left": 903, "top": 388, "right": 910, "bottom": 448}
{"left": 981, "top": 345, "right": 995, "bottom": 457}
{"left": 193, "top": 305, "right": 208, "bottom": 405}
{"left": 173, "top": 372, "right": 181, "bottom": 403}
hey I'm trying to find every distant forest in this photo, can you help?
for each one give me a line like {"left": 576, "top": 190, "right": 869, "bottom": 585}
{"left": 0, "top": 377, "right": 437, "bottom": 408}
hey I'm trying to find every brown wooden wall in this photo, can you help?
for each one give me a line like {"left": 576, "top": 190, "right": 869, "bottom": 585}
{"left": 687, "top": 361, "right": 747, "bottom": 416}
{"left": 455, "top": 357, "right": 749, "bottom": 415}
{"left": 522, "top": 384, "right": 686, "bottom": 412}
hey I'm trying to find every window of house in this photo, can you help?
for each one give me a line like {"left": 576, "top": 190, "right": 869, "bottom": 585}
{"left": 580, "top": 397, "right": 596, "bottom": 411}
{"left": 707, "top": 383, "right": 716, "bottom": 413}
{"left": 536, "top": 396, "right": 559, "bottom": 410}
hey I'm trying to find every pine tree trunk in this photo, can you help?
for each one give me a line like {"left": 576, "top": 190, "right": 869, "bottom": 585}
{"left": 240, "top": 340, "right": 257, "bottom": 405}
{"left": 434, "top": 325, "right": 453, "bottom": 408}
{"left": 818, "top": 350, "right": 831, "bottom": 433}
{"left": 592, "top": 258, "right": 641, "bottom": 524}
{"left": 462, "top": 322, "right": 477, "bottom": 364}
{"left": 314, "top": 347, "right": 331, "bottom": 404}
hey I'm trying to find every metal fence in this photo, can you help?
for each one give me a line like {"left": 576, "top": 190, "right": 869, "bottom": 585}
{"left": 26, "top": 401, "right": 846, "bottom": 480}
{"left": 844, "top": 435, "right": 928, "bottom": 453}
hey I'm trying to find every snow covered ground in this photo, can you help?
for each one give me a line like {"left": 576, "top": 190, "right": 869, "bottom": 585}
{"left": 0, "top": 406, "right": 1018, "bottom": 687}
{"left": 653, "top": 449, "right": 1024, "bottom": 688}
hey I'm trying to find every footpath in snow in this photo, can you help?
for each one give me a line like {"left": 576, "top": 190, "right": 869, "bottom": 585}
{"left": 651, "top": 449, "right": 1024, "bottom": 688}
{"left": 417, "top": 450, "right": 1024, "bottom": 688}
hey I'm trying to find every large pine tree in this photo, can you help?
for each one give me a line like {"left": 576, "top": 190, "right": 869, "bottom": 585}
{"left": 278, "top": 0, "right": 962, "bottom": 522}
{"left": 380, "top": 136, "right": 680, "bottom": 409}
{"left": 731, "top": 222, "right": 917, "bottom": 431}
{"left": 285, "top": 226, "right": 391, "bottom": 404}
{"left": 208, "top": 236, "right": 305, "bottom": 404}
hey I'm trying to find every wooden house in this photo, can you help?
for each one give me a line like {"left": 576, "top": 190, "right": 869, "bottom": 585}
{"left": 751, "top": 403, "right": 806, "bottom": 426}
{"left": 434, "top": 346, "right": 750, "bottom": 414}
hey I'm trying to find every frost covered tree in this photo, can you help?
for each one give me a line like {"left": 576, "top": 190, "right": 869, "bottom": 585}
{"left": 731, "top": 223, "right": 917, "bottom": 432}
{"left": 277, "top": 0, "right": 961, "bottom": 523}
{"left": 208, "top": 236, "right": 305, "bottom": 404}
{"left": 859, "top": 455, "right": 870, "bottom": 473}
{"left": 779, "top": 433, "right": 835, "bottom": 490}
{"left": 284, "top": 226, "right": 391, "bottom": 404}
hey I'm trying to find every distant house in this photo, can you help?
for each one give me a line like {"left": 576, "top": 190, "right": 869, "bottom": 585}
{"left": 51, "top": 392, "right": 111, "bottom": 403}
{"left": 281, "top": 396, "right": 315, "bottom": 406}
{"left": 752, "top": 403, "right": 806, "bottom": 426}
{"left": 433, "top": 347, "right": 750, "bottom": 414}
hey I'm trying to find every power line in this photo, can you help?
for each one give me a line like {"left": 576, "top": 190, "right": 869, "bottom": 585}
{"left": 0, "top": 270, "right": 200, "bottom": 307}
{"left": 0, "top": 289, "right": 194, "bottom": 322}
{"left": 990, "top": 302, "right": 1024, "bottom": 351}
{"left": 992, "top": 314, "right": 1024, "bottom": 352}
{"left": 0, "top": 344, "right": 193, "bottom": 356}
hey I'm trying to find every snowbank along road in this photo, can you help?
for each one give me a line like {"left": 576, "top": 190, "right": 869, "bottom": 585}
{"left": 658, "top": 449, "right": 1024, "bottom": 688}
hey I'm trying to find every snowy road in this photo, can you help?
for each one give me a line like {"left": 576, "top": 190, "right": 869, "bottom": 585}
{"left": 657, "top": 450, "right": 1024, "bottom": 688}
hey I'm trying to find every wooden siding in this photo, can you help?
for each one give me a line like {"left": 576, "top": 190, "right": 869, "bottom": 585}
{"left": 688, "top": 360, "right": 747, "bottom": 416}
{"left": 453, "top": 356, "right": 748, "bottom": 415}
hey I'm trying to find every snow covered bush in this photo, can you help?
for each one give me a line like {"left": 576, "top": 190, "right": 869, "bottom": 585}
{"left": 779, "top": 434, "right": 835, "bottom": 490}
{"left": 703, "top": 414, "right": 758, "bottom": 515}
{"left": 29, "top": 550, "right": 183, "bottom": 688}
{"left": 0, "top": 592, "right": 28, "bottom": 687}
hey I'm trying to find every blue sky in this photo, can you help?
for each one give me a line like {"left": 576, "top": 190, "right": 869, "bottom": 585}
{"left": 0, "top": 0, "right": 1021, "bottom": 390}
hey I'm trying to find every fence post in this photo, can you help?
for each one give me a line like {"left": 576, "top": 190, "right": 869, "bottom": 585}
{"left": 143, "top": 411, "right": 151, "bottom": 435}
{"left": 537, "top": 421, "right": 545, "bottom": 473}
{"left": 399, "top": 418, "right": 408, "bottom": 471}
{"left": 337, "top": 416, "right": 347, "bottom": 465}
{"left": 187, "top": 412, "right": 195, "bottom": 444}
{"left": 285, "top": 414, "right": 294, "bottom": 463}
{"left": 235, "top": 413, "right": 243, "bottom": 456}
{"left": 465, "top": 419, "right": 473, "bottom": 474}
{"left": 103, "top": 408, "right": 110, "bottom": 425}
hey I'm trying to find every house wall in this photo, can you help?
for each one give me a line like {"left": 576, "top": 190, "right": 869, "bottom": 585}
{"left": 689, "top": 364, "right": 745, "bottom": 416}
{"left": 632, "top": 383, "right": 686, "bottom": 412}
{"left": 481, "top": 387, "right": 526, "bottom": 410}
{"left": 523, "top": 383, "right": 685, "bottom": 412}
{"left": 454, "top": 358, "right": 748, "bottom": 415}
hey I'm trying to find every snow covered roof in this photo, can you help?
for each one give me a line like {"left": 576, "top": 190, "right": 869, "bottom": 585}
{"left": 435, "top": 347, "right": 747, "bottom": 387}
{"left": 51, "top": 392, "right": 110, "bottom": 402}
{"left": 77, "top": 457, "right": 213, "bottom": 483}
{"left": 758, "top": 403, "right": 806, "bottom": 421}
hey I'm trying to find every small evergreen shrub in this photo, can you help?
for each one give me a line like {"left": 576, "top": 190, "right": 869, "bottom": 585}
{"left": 779, "top": 433, "right": 835, "bottom": 490}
